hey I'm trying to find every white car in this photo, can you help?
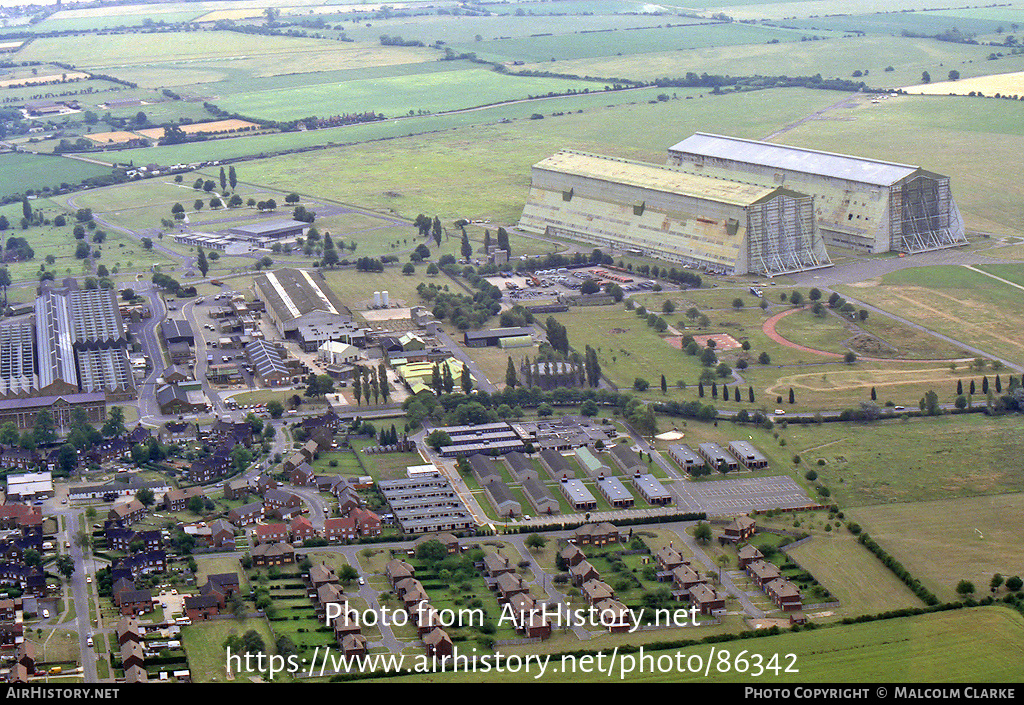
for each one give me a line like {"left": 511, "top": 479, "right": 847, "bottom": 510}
{"left": 42, "top": 609, "right": 49, "bottom": 618}
{"left": 358, "top": 577, "right": 365, "bottom": 586}
{"left": 773, "top": 409, "right": 786, "bottom": 415}
{"left": 86, "top": 636, "right": 93, "bottom": 647}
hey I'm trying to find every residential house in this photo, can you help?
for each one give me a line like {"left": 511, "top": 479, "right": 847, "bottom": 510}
{"left": 765, "top": 578, "right": 803, "bottom": 612}
{"left": 688, "top": 583, "right": 726, "bottom": 616}
{"left": 570, "top": 560, "right": 600, "bottom": 587}
{"left": 558, "top": 544, "right": 586, "bottom": 569}
{"left": 723, "top": 516, "right": 756, "bottom": 543}
{"left": 290, "top": 516, "right": 317, "bottom": 542}
{"left": 385, "top": 559, "right": 415, "bottom": 587}
{"left": 164, "top": 487, "right": 205, "bottom": 512}
{"left": 580, "top": 579, "right": 615, "bottom": 606}
{"left": 423, "top": 628, "right": 453, "bottom": 658}
{"left": 254, "top": 523, "right": 288, "bottom": 545}
{"left": 228, "top": 502, "right": 264, "bottom": 526}
{"left": 251, "top": 542, "right": 295, "bottom": 567}
{"left": 107, "top": 500, "right": 146, "bottom": 527}
{"left": 571, "top": 523, "right": 622, "bottom": 547}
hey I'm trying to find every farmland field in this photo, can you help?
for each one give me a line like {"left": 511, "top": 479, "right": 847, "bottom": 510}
{"left": 904, "top": 71, "right": 1024, "bottom": 97}
{"left": 225, "top": 87, "right": 848, "bottom": 225}
{"left": 213, "top": 68, "right": 602, "bottom": 121}
{"left": 852, "top": 493, "right": 1024, "bottom": 603}
{"left": 517, "top": 35, "right": 1024, "bottom": 90}
{"left": 0, "top": 153, "right": 112, "bottom": 196}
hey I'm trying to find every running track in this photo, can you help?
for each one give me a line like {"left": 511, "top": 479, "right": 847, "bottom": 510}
{"left": 761, "top": 307, "right": 968, "bottom": 363}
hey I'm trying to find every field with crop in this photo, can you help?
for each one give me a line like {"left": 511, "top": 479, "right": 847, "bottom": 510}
{"left": 218, "top": 87, "right": 847, "bottom": 225}
{"left": 516, "top": 35, "right": 1022, "bottom": 90}
{"left": 0, "top": 153, "right": 112, "bottom": 197}
{"left": 905, "top": 71, "right": 1024, "bottom": 97}
{"left": 213, "top": 68, "right": 601, "bottom": 121}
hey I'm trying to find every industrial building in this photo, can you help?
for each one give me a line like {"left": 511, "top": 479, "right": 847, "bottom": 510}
{"left": 519, "top": 150, "right": 831, "bottom": 277}
{"left": 253, "top": 268, "right": 351, "bottom": 342}
{"left": 631, "top": 473, "right": 672, "bottom": 506}
{"left": 227, "top": 220, "right": 307, "bottom": 246}
{"left": 666, "top": 133, "right": 966, "bottom": 254}
{"left": 463, "top": 327, "right": 534, "bottom": 348}
{"left": 0, "top": 282, "right": 133, "bottom": 427}
{"left": 378, "top": 471, "right": 477, "bottom": 534}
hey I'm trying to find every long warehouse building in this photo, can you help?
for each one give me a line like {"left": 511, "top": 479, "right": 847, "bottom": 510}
{"left": 666, "top": 133, "right": 967, "bottom": 254}
{"left": 518, "top": 149, "right": 831, "bottom": 277}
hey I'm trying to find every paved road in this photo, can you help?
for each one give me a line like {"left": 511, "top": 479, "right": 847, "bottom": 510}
{"left": 53, "top": 505, "right": 96, "bottom": 682}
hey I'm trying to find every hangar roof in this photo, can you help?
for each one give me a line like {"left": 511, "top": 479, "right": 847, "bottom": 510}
{"left": 533, "top": 150, "right": 804, "bottom": 207}
{"left": 668, "top": 133, "right": 931, "bottom": 187}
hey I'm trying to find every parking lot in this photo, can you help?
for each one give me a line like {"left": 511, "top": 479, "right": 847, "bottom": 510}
{"left": 486, "top": 265, "right": 664, "bottom": 303}
{"left": 672, "top": 475, "right": 813, "bottom": 516}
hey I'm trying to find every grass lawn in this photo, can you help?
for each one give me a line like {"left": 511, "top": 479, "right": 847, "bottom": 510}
{"left": 384, "top": 605, "right": 1024, "bottom": 682}
{"left": 195, "top": 554, "right": 247, "bottom": 592}
{"left": 851, "top": 493, "right": 1024, "bottom": 603}
{"left": 651, "top": 412, "right": 1024, "bottom": 508}
{"left": 783, "top": 530, "right": 924, "bottom": 616}
{"left": 182, "top": 616, "right": 277, "bottom": 683}
{"left": 837, "top": 265, "right": 1024, "bottom": 366}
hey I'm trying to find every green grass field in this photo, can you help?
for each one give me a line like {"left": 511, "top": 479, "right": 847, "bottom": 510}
{"left": 785, "top": 531, "right": 924, "bottom": 615}
{"left": 381, "top": 606, "right": 1024, "bottom": 682}
{"left": 852, "top": 493, "right": 1024, "bottom": 602}
{"left": 107, "top": 87, "right": 847, "bottom": 225}
{"left": 182, "top": 616, "right": 277, "bottom": 683}
{"left": 214, "top": 68, "right": 602, "bottom": 121}
{"left": 653, "top": 411, "right": 1024, "bottom": 507}
{"left": 0, "top": 153, "right": 112, "bottom": 199}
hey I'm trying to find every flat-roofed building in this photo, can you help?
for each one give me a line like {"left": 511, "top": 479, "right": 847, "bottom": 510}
{"left": 667, "top": 133, "right": 966, "bottom": 255}
{"left": 519, "top": 149, "right": 831, "bottom": 277}
{"left": 597, "top": 476, "right": 634, "bottom": 508}
{"left": 630, "top": 473, "right": 672, "bottom": 505}
{"left": 559, "top": 478, "right": 597, "bottom": 511}
{"left": 227, "top": 219, "right": 307, "bottom": 246}
{"left": 727, "top": 441, "right": 769, "bottom": 469}
{"left": 697, "top": 442, "right": 738, "bottom": 473}
{"left": 5, "top": 471, "right": 53, "bottom": 501}
{"left": 668, "top": 444, "right": 702, "bottom": 473}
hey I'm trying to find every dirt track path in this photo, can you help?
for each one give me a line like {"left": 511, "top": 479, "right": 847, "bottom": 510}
{"left": 762, "top": 307, "right": 968, "bottom": 363}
